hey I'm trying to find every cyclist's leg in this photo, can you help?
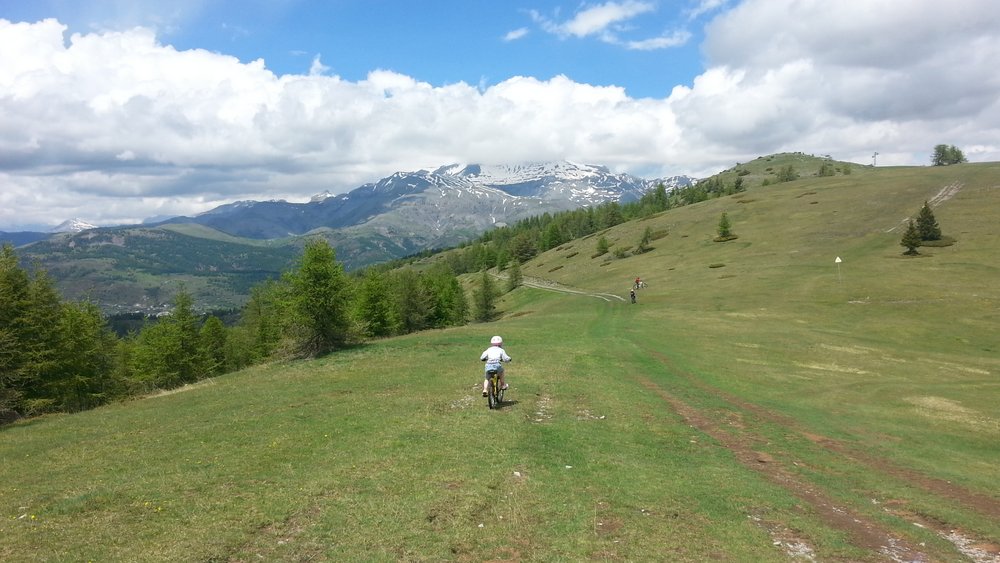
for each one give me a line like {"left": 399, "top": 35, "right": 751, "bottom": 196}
{"left": 498, "top": 366, "right": 507, "bottom": 389}
{"left": 483, "top": 369, "right": 493, "bottom": 396}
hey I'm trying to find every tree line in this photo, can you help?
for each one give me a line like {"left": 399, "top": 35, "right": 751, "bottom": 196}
{"left": 1, "top": 239, "right": 474, "bottom": 422}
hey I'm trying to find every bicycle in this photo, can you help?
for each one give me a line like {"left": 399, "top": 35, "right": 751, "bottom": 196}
{"left": 486, "top": 368, "right": 505, "bottom": 409}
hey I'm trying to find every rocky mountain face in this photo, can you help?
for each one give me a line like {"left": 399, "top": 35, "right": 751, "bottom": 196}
{"left": 165, "top": 161, "right": 693, "bottom": 249}
{"left": 12, "top": 161, "right": 694, "bottom": 313}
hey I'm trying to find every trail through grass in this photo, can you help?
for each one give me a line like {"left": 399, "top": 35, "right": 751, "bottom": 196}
{"left": 4, "top": 161, "right": 1000, "bottom": 561}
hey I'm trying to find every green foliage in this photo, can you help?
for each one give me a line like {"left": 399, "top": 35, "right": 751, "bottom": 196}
{"left": 776, "top": 164, "right": 799, "bottom": 183}
{"left": 818, "top": 162, "right": 836, "bottom": 177}
{"left": 509, "top": 231, "right": 539, "bottom": 263}
{"left": 132, "top": 289, "right": 208, "bottom": 388}
{"left": 355, "top": 269, "right": 399, "bottom": 337}
{"left": 506, "top": 260, "right": 523, "bottom": 292}
{"left": 634, "top": 226, "right": 654, "bottom": 254}
{"left": 200, "top": 316, "right": 229, "bottom": 376}
{"left": 715, "top": 212, "right": 737, "bottom": 242}
{"left": 932, "top": 144, "right": 967, "bottom": 166}
{"left": 287, "top": 239, "right": 353, "bottom": 356}
{"left": 594, "top": 236, "right": 610, "bottom": 257}
{"left": 900, "top": 219, "right": 922, "bottom": 255}
{"left": 393, "top": 269, "right": 434, "bottom": 333}
{"left": 916, "top": 201, "right": 942, "bottom": 241}
{"left": 473, "top": 271, "right": 499, "bottom": 322}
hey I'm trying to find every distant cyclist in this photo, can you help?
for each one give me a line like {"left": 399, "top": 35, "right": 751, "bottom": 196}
{"left": 480, "top": 335, "right": 512, "bottom": 397}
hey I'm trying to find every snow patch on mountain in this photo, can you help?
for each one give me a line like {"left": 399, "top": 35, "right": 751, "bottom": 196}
{"left": 51, "top": 219, "right": 98, "bottom": 233}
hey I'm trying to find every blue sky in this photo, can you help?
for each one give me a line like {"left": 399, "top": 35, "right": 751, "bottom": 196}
{"left": 2, "top": 0, "right": 709, "bottom": 98}
{"left": 2, "top": 1, "right": 999, "bottom": 230}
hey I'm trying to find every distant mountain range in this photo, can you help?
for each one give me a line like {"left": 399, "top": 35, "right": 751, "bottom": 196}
{"left": 159, "top": 161, "right": 692, "bottom": 244}
{"left": 7, "top": 160, "right": 694, "bottom": 313}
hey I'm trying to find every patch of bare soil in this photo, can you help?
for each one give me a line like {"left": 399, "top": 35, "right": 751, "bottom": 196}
{"left": 887, "top": 182, "right": 963, "bottom": 232}
{"left": 637, "top": 376, "right": 930, "bottom": 561}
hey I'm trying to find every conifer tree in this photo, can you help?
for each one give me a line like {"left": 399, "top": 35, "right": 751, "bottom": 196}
{"left": 289, "top": 239, "right": 352, "bottom": 356}
{"left": 0, "top": 244, "right": 31, "bottom": 414}
{"left": 199, "top": 316, "right": 228, "bottom": 376}
{"left": 355, "top": 269, "right": 399, "bottom": 337}
{"left": 51, "top": 301, "right": 118, "bottom": 411}
{"left": 595, "top": 236, "right": 610, "bottom": 257}
{"left": 901, "top": 219, "right": 921, "bottom": 255}
{"left": 506, "top": 260, "right": 523, "bottom": 292}
{"left": 473, "top": 271, "right": 498, "bottom": 322}
{"left": 715, "top": 212, "right": 737, "bottom": 241}
{"left": 394, "top": 269, "right": 433, "bottom": 333}
{"left": 634, "top": 226, "right": 653, "bottom": 254}
{"left": 915, "top": 201, "right": 942, "bottom": 241}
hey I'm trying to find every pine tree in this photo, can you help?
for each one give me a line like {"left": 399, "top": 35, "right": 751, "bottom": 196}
{"left": 506, "top": 260, "right": 523, "bottom": 292}
{"left": 394, "top": 269, "right": 433, "bottom": 333}
{"left": 0, "top": 244, "right": 31, "bottom": 414}
{"left": 915, "top": 201, "right": 942, "bottom": 241}
{"left": 289, "top": 239, "right": 352, "bottom": 356}
{"left": 901, "top": 219, "right": 921, "bottom": 255}
{"left": 715, "top": 212, "right": 737, "bottom": 241}
{"left": 355, "top": 269, "right": 399, "bottom": 337}
{"left": 50, "top": 301, "right": 118, "bottom": 411}
{"left": 473, "top": 271, "right": 498, "bottom": 322}
{"left": 634, "top": 226, "right": 653, "bottom": 254}
{"left": 595, "top": 236, "right": 610, "bottom": 257}
{"left": 199, "top": 316, "right": 228, "bottom": 376}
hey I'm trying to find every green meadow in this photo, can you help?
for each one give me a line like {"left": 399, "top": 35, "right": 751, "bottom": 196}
{"left": 2, "top": 159, "right": 999, "bottom": 561}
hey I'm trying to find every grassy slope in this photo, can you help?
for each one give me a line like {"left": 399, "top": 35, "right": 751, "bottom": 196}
{"left": 2, "top": 160, "right": 998, "bottom": 561}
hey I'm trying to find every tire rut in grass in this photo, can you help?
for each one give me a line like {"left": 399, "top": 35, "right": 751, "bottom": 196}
{"left": 649, "top": 350, "right": 1000, "bottom": 524}
{"left": 636, "top": 376, "right": 930, "bottom": 562}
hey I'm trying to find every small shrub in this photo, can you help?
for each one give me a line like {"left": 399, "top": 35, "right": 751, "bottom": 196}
{"left": 613, "top": 248, "right": 630, "bottom": 259}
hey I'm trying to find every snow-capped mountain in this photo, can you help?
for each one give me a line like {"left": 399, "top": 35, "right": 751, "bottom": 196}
{"left": 50, "top": 219, "right": 98, "bottom": 233}
{"left": 161, "top": 160, "right": 694, "bottom": 262}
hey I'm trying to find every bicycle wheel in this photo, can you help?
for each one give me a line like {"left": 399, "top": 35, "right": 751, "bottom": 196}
{"left": 497, "top": 382, "right": 505, "bottom": 405}
{"left": 487, "top": 374, "right": 498, "bottom": 409}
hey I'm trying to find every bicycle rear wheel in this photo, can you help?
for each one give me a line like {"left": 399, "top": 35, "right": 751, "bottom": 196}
{"left": 487, "top": 374, "right": 498, "bottom": 409}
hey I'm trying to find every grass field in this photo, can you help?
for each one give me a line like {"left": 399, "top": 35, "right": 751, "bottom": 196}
{"left": 2, "top": 159, "right": 999, "bottom": 561}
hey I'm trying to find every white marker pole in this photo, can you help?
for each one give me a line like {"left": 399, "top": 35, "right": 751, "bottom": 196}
{"left": 835, "top": 256, "right": 842, "bottom": 283}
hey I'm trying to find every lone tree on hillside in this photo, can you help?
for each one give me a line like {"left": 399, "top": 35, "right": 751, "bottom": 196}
{"left": 900, "top": 219, "right": 922, "bottom": 255}
{"left": 932, "top": 144, "right": 967, "bottom": 166}
{"left": 594, "top": 235, "right": 610, "bottom": 257}
{"left": 506, "top": 260, "right": 523, "bottom": 292}
{"left": 714, "top": 212, "right": 738, "bottom": 242}
{"left": 634, "top": 226, "right": 654, "bottom": 254}
{"left": 473, "top": 271, "right": 499, "bottom": 322}
{"left": 915, "top": 201, "right": 942, "bottom": 241}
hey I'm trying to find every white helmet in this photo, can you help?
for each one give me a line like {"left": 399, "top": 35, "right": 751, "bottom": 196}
{"left": 490, "top": 335, "right": 503, "bottom": 346}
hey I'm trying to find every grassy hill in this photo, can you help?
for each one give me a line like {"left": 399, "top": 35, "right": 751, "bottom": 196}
{"left": 16, "top": 225, "right": 300, "bottom": 314}
{"left": 2, "top": 160, "right": 998, "bottom": 561}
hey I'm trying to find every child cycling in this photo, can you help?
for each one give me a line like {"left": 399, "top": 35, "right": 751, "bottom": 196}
{"left": 480, "top": 335, "right": 512, "bottom": 396}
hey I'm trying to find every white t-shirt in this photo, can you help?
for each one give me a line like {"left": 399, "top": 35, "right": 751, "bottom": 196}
{"left": 480, "top": 345, "right": 511, "bottom": 368}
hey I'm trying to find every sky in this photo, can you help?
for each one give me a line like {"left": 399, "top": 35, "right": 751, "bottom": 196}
{"left": 1, "top": 0, "right": 999, "bottom": 231}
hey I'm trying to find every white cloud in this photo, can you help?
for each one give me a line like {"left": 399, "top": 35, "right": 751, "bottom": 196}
{"left": 503, "top": 27, "right": 529, "bottom": 41}
{"left": 625, "top": 29, "right": 691, "bottom": 50}
{"left": 556, "top": 1, "right": 655, "bottom": 38}
{"left": 530, "top": 1, "right": 688, "bottom": 51}
{"left": 685, "top": 0, "right": 727, "bottom": 21}
{"left": 309, "top": 54, "right": 330, "bottom": 76}
{"left": 2, "top": 2, "right": 1000, "bottom": 229}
